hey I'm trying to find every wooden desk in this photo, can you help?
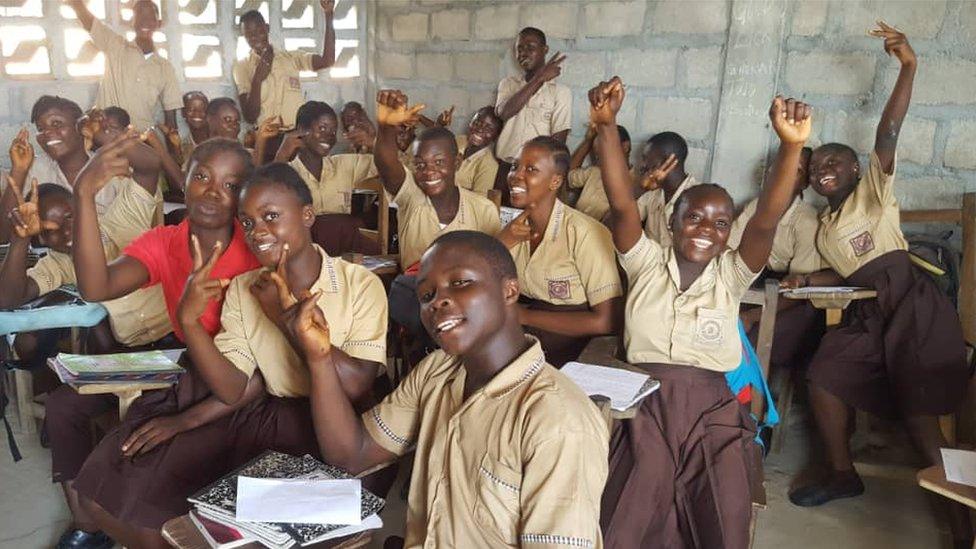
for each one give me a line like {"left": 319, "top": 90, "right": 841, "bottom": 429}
{"left": 781, "top": 289, "right": 877, "bottom": 326}
{"left": 918, "top": 465, "right": 976, "bottom": 549}
{"left": 161, "top": 514, "right": 371, "bottom": 549}
{"left": 72, "top": 381, "right": 173, "bottom": 419}
{"left": 577, "top": 336, "right": 647, "bottom": 421}
{"left": 342, "top": 253, "right": 400, "bottom": 277}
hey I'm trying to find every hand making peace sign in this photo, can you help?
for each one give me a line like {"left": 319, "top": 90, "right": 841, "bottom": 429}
{"left": 177, "top": 235, "right": 230, "bottom": 327}
{"left": 6, "top": 176, "right": 56, "bottom": 240}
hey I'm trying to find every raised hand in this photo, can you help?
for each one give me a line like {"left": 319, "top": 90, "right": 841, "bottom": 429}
{"left": 141, "top": 128, "right": 168, "bottom": 155}
{"left": 769, "top": 95, "right": 812, "bottom": 145}
{"left": 498, "top": 210, "right": 537, "bottom": 248}
{"left": 257, "top": 116, "right": 284, "bottom": 143}
{"left": 158, "top": 123, "right": 183, "bottom": 153}
{"left": 74, "top": 129, "right": 142, "bottom": 196}
{"left": 870, "top": 20, "right": 915, "bottom": 67}
{"left": 177, "top": 235, "right": 230, "bottom": 327}
{"left": 282, "top": 291, "right": 332, "bottom": 361}
{"left": 436, "top": 106, "right": 455, "bottom": 128}
{"left": 588, "top": 76, "right": 625, "bottom": 127}
{"left": 640, "top": 153, "right": 678, "bottom": 191}
{"left": 376, "top": 90, "right": 425, "bottom": 128}
{"left": 6, "top": 177, "right": 56, "bottom": 239}
{"left": 343, "top": 124, "right": 374, "bottom": 152}
{"left": 78, "top": 108, "right": 104, "bottom": 151}
{"left": 535, "top": 52, "right": 567, "bottom": 83}
{"left": 254, "top": 52, "right": 273, "bottom": 82}
{"left": 320, "top": 0, "right": 335, "bottom": 17}
{"left": 250, "top": 243, "right": 295, "bottom": 324}
{"left": 9, "top": 127, "right": 35, "bottom": 175}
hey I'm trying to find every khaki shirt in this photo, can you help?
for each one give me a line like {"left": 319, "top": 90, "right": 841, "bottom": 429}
{"left": 728, "top": 196, "right": 824, "bottom": 275}
{"left": 89, "top": 19, "right": 182, "bottom": 131}
{"left": 233, "top": 49, "right": 314, "bottom": 128}
{"left": 393, "top": 173, "right": 501, "bottom": 268}
{"left": 290, "top": 154, "right": 378, "bottom": 215}
{"left": 214, "top": 245, "right": 387, "bottom": 398}
{"left": 510, "top": 200, "right": 622, "bottom": 307}
{"left": 618, "top": 234, "right": 760, "bottom": 372}
{"left": 363, "top": 338, "right": 608, "bottom": 549}
{"left": 817, "top": 152, "right": 907, "bottom": 279}
{"left": 455, "top": 135, "right": 499, "bottom": 196}
{"left": 19, "top": 152, "right": 121, "bottom": 216}
{"left": 495, "top": 75, "right": 572, "bottom": 162}
{"left": 637, "top": 175, "right": 699, "bottom": 248}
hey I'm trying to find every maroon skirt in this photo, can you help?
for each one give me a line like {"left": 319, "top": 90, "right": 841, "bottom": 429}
{"left": 520, "top": 297, "right": 592, "bottom": 368}
{"left": 600, "top": 363, "right": 758, "bottom": 549}
{"left": 808, "top": 250, "right": 970, "bottom": 419}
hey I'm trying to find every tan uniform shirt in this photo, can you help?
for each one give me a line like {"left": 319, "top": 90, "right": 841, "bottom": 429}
{"left": 637, "top": 175, "right": 699, "bottom": 248}
{"left": 89, "top": 19, "right": 182, "bottom": 131}
{"left": 495, "top": 75, "right": 572, "bottom": 162}
{"left": 27, "top": 181, "right": 170, "bottom": 346}
{"left": 290, "top": 154, "right": 378, "bottom": 215}
{"left": 618, "top": 233, "right": 760, "bottom": 372}
{"left": 728, "top": 196, "right": 824, "bottom": 275}
{"left": 510, "top": 200, "right": 622, "bottom": 307}
{"left": 454, "top": 135, "right": 499, "bottom": 196}
{"left": 363, "top": 338, "right": 608, "bottom": 549}
{"left": 233, "top": 49, "right": 315, "bottom": 128}
{"left": 817, "top": 152, "right": 907, "bottom": 279}
{"left": 393, "top": 173, "right": 501, "bottom": 268}
{"left": 214, "top": 245, "right": 387, "bottom": 397}
{"left": 18, "top": 152, "right": 121, "bottom": 216}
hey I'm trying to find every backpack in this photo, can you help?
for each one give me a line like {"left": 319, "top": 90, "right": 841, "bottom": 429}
{"left": 907, "top": 230, "right": 961, "bottom": 307}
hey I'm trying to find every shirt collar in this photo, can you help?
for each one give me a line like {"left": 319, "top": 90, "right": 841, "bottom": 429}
{"left": 443, "top": 337, "right": 547, "bottom": 399}
{"left": 665, "top": 175, "right": 697, "bottom": 209}
{"left": 543, "top": 199, "right": 565, "bottom": 243}
{"left": 664, "top": 245, "right": 719, "bottom": 297}
{"left": 310, "top": 244, "right": 341, "bottom": 294}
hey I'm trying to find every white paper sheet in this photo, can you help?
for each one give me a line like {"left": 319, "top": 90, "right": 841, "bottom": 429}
{"left": 780, "top": 286, "right": 866, "bottom": 295}
{"left": 941, "top": 448, "right": 976, "bottom": 487}
{"left": 235, "top": 477, "right": 362, "bottom": 525}
{"left": 562, "top": 361, "right": 660, "bottom": 411}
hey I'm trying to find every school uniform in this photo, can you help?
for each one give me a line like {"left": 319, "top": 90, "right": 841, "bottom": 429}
{"left": 365, "top": 337, "right": 608, "bottom": 548}
{"left": 636, "top": 174, "right": 699, "bottom": 247}
{"left": 233, "top": 49, "right": 314, "bottom": 128}
{"left": 73, "top": 245, "right": 388, "bottom": 529}
{"left": 290, "top": 154, "right": 377, "bottom": 216}
{"left": 509, "top": 200, "right": 622, "bottom": 366}
{"left": 568, "top": 166, "right": 640, "bottom": 223}
{"left": 494, "top": 75, "right": 572, "bottom": 163}
{"left": 393, "top": 172, "right": 501, "bottom": 269}
{"left": 454, "top": 135, "right": 499, "bottom": 196}
{"left": 600, "top": 233, "right": 760, "bottom": 549}
{"left": 809, "top": 153, "right": 968, "bottom": 419}
{"left": 89, "top": 19, "right": 182, "bottom": 131}
{"left": 8, "top": 151, "right": 122, "bottom": 216}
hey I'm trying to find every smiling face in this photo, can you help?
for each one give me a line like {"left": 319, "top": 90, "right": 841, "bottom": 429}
{"left": 301, "top": 113, "right": 338, "bottom": 158}
{"left": 507, "top": 143, "right": 561, "bottom": 209}
{"left": 238, "top": 181, "right": 315, "bottom": 268}
{"left": 466, "top": 108, "right": 502, "bottom": 149}
{"left": 396, "top": 124, "right": 416, "bottom": 152}
{"left": 413, "top": 136, "right": 457, "bottom": 198}
{"left": 34, "top": 107, "right": 84, "bottom": 161}
{"left": 808, "top": 145, "right": 859, "bottom": 200}
{"left": 131, "top": 1, "right": 160, "bottom": 42}
{"left": 417, "top": 242, "right": 515, "bottom": 355}
{"left": 515, "top": 33, "right": 547, "bottom": 73}
{"left": 208, "top": 104, "right": 241, "bottom": 140}
{"left": 184, "top": 151, "right": 248, "bottom": 230}
{"left": 93, "top": 114, "right": 126, "bottom": 148}
{"left": 340, "top": 106, "right": 369, "bottom": 132}
{"left": 37, "top": 195, "right": 73, "bottom": 253}
{"left": 670, "top": 186, "right": 734, "bottom": 264}
{"left": 242, "top": 19, "right": 271, "bottom": 55}
{"left": 183, "top": 96, "right": 209, "bottom": 131}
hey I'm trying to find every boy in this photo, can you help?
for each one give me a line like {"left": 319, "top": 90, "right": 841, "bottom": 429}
{"left": 64, "top": 0, "right": 181, "bottom": 131}
{"left": 206, "top": 98, "right": 243, "bottom": 141}
{"left": 455, "top": 106, "right": 502, "bottom": 196}
{"left": 174, "top": 91, "right": 210, "bottom": 166}
{"left": 568, "top": 124, "right": 634, "bottom": 221}
{"left": 634, "top": 131, "right": 698, "bottom": 247}
{"left": 233, "top": 1, "right": 336, "bottom": 130}
{"left": 340, "top": 101, "right": 376, "bottom": 154}
{"left": 286, "top": 230, "right": 609, "bottom": 548}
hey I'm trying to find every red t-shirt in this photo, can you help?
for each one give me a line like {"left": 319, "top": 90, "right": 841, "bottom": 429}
{"left": 123, "top": 220, "right": 260, "bottom": 340}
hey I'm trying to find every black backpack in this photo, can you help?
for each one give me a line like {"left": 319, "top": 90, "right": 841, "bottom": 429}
{"left": 907, "top": 230, "right": 961, "bottom": 307}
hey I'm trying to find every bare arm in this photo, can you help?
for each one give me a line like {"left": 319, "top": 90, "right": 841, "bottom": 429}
{"left": 570, "top": 127, "right": 597, "bottom": 170}
{"left": 310, "top": 0, "right": 336, "bottom": 71}
{"left": 373, "top": 90, "right": 425, "bottom": 197}
{"left": 0, "top": 236, "right": 39, "bottom": 309}
{"left": 127, "top": 139, "right": 162, "bottom": 196}
{"left": 496, "top": 53, "right": 566, "bottom": 121}
{"left": 163, "top": 110, "right": 178, "bottom": 132}
{"left": 0, "top": 128, "right": 35, "bottom": 243}
{"left": 871, "top": 22, "right": 916, "bottom": 174}
{"left": 65, "top": 0, "right": 95, "bottom": 31}
{"left": 520, "top": 297, "right": 622, "bottom": 337}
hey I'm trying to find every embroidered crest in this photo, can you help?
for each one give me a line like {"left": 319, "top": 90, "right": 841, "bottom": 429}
{"left": 695, "top": 308, "right": 726, "bottom": 346}
{"left": 288, "top": 76, "right": 301, "bottom": 90}
{"left": 849, "top": 230, "right": 875, "bottom": 257}
{"left": 548, "top": 279, "right": 571, "bottom": 300}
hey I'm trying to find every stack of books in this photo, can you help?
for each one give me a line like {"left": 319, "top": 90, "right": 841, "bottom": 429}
{"left": 187, "top": 451, "right": 385, "bottom": 548}
{"left": 49, "top": 349, "right": 185, "bottom": 385}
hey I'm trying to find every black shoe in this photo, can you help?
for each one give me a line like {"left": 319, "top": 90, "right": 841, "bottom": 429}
{"left": 55, "top": 529, "right": 115, "bottom": 549}
{"left": 788, "top": 470, "right": 865, "bottom": 507}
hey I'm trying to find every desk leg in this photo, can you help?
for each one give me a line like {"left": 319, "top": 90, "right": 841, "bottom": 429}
{"left": 826, "top": 308, "right": 842, "bottom": 327}
{"left": 117, "top": 390, "right": 142, "bottom": 420}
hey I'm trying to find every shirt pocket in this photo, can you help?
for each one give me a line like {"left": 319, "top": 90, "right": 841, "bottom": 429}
{"left": 695, "top": 307, "right": 728, "bottom": 347}
{"left": 473, "top": 454, "right": 521, "bottom": 545}
{"left": 545, "top": 269, "right": 582, "bottom": 303}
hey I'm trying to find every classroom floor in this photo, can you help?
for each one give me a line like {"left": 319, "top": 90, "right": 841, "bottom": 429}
{"left": 0, "top": 397, "right": 953, "bottom": 549}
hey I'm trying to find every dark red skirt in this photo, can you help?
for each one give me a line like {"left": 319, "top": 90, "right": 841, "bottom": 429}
{"left": 600, "top": 363, "right": 758, "bottom": 549}
{"left": 520, "top": 297, "right": 592, "bottom": 368}
{"left": 808, "top": 250, "right": 970, "bottom": 418}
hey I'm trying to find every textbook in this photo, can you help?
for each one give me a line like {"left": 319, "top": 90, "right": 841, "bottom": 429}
{"left": 49, "top": 349, "right": 185, "bottom": 384}
{"left": 562, "top": 361, "right": 661, "bottom": 412}
{"left": 188, "top": 511, "right": 255, "bottom": 549}
{"left": 188, "top": 451, "right": 384, "bottom": 548}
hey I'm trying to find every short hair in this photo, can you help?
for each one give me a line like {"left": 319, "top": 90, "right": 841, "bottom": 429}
{"left": 816, "top": 142, "right": 858, "bottom": 164}
{"left": 189, "top": 137, "right": 254, "bottom": 179}
{"left": 341, "top": 101, "right": 365, "bottom": 113}
{"left": 133, "top": 0, "right": 160, "bottom": 18}
{"left": 241, "top": 163, "right": 313, "bottom": 207}
{"left": 35, "top": 183, "right": 73, "bottom": 207}
{"left": 672, "top": 183, "right": 734, "bottom": 218}
{"left": 617, "top": 125, "right": 631, "bottom": 144}
{"left": 525, "top": 135, "right": 571, "bottom": 180}
{"left": 417, "top": 126, "right": 458, "bottom": 156}
{"left": 30, "top": 96, "right": 83, "bottom": 124}
{"left": 296, "top": 101, "right": 337, "bottom": 130}
{"left": 103, "top": 106, "right": 130, "bottom": 128}
{"left": 427, "top": 230, "right": 517, "bottom": 280}
{"left": 473, "top": 105, "right": 502, "bottom": 126}
{"left": 518, "top": 26, "right": 547, "bottom": 45}
{"left": 647, "top": 131, "right": 688, "bottom": 163}
{"left": 183, "top": 91, "right": 208, "bottom": 104}
{"left": 206, "top": 97, "right": 239, "bottom": 117}
{"left": 239, "top": 9, "right": 265, "bottom": 26}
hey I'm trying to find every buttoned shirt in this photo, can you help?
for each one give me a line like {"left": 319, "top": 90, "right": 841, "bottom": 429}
{"left": 494, "top": 75, "right": 572, "bottom": 162}
{"left": 290, "top": 154, "right": 378, "bottom": 215}
{"left": 454, "top": 135, "right": 499, "bottom": 196}
{"left": 728, "top": 195, "right": 824, "bottom": 275}
{"left": 636, "top": 174, "right": 699, "bottom": 248}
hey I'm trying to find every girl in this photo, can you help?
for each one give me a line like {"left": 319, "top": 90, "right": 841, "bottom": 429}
{"left": 454, "top": 106, "right": 503, "bottom": 196}
{"left": 591, "top": 77, "right": 811, "bottom": 549}
{"left": 498, "top": 135, "right": 622, "bottom": 366}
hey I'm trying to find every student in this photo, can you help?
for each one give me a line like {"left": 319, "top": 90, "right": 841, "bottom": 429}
{"left": 287, "top": 229, "right": 608, "bottom": 547}
{"left": 567, "top": 124, "right": 634, "bottom": 221}
{"left": 340, "top": 101, "right": 376, "bottom": 154}
{"left": 497, "top": 136, "right": 622, "bottom": 366}
{"left": 454, "top": 106, "right": 502, "bottom": 196}
{"left": 171, "top": 91, "right": 210, "bottom": 167}
{"left": 206, "top": 97, "right": 243, "bottom": 142}
{"left": 234, "top": 1, "right": 336, "bottom": 132}
{"left": 495, "top": 27, "right": 571, "bottom": 166}
{"left": 634, "top": 131, "right": 699, "bottom": 247}
{"left": 590, "top": 77, "right": 811, "bottom": 549}
{"left": 64, "top": 0, "right": 181, "bottom": 131}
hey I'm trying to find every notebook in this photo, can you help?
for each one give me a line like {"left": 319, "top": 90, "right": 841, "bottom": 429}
{"left": 49, "top": 349, "right": 185, "bottom": 384}
{"left": 562, "top": 361, "right": 661, "bottom": 412}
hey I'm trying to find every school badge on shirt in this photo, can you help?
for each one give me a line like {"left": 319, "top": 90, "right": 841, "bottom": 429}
{"left": 548, "top": 279, "right": 571, "bottom": 300}
{"left": 289, "top": 76, "right": 301, "bottom": 90}
{"left": 695, "top": 308, "right": 726, "bottom": 346}
{"left": 849, "top": 230, "right": 875, "bottom": 257}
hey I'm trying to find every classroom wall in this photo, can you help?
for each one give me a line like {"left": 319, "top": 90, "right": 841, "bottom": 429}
{"left": 368, "top": 0, "right": 976, "bottom": 209}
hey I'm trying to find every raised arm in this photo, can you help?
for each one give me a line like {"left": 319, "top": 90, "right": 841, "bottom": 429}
{"left": 310, "top": 0, "right": 336, "bottom": 71}
{"left": 128, "top": 134, "right": 163, "bottom": 196}
{"left": 590, "top": 77, "right": 643, "bottom": 252}
{"left": 570, "top": 125, "right": 597, "bottom": 170}
{"left": 738, "top": 97, "right": 812, "bottom": 272}
{"left": 0, "top": 178, "right": 50, "bottom": 308}
{"left": 0, "top": 127, "right": 35, "bottom": 243}
{"left": 374, "top": 90, "right": 425, "bottom": 197}
{"left": 497, "top": 53, "right": 566, "bottom": 121}
{"left": 871, "top": 21, "right": 916, "bottom": 174}
{"left": 240, "top": 54, "right": 273, "bottom": 125}
{"left": 143, "top": 128, "right": 186, "bottom": 192}
{"left": 65, "top": 0, "right": 96, "bottom": 32}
